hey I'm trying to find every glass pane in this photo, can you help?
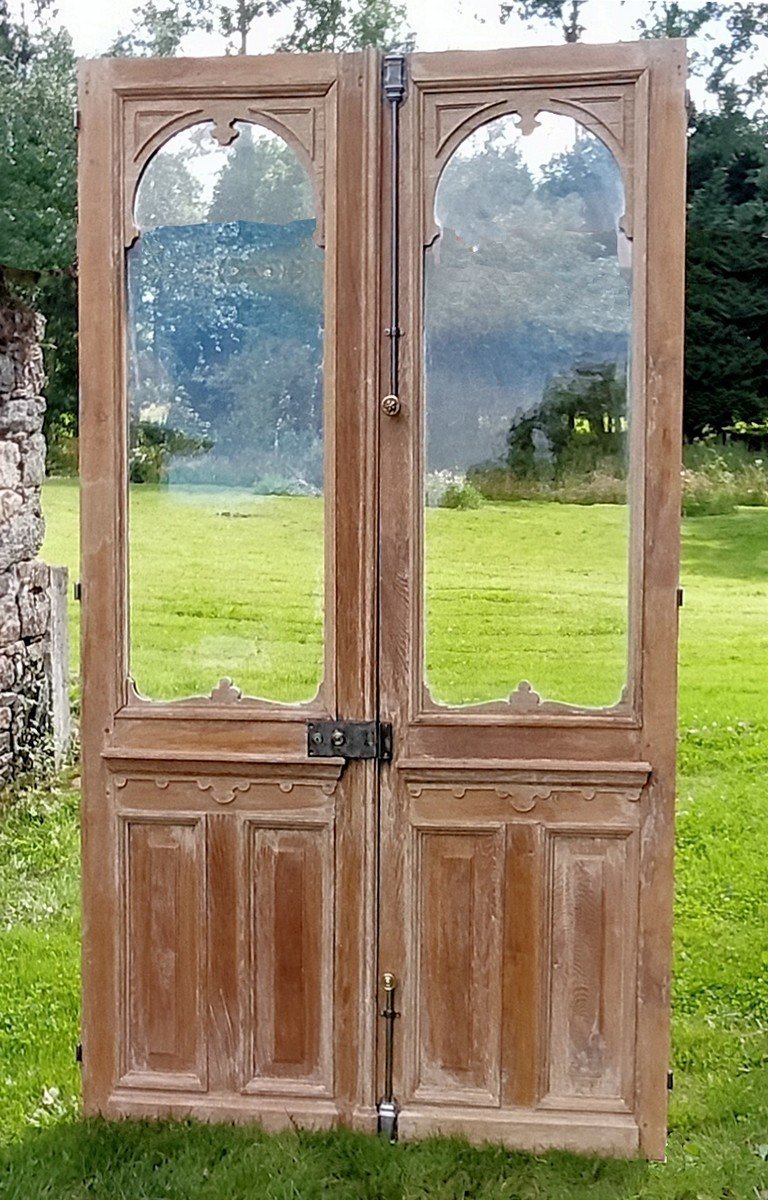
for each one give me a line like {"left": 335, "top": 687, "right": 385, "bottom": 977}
{"left": 424, "top": 113, "right": 632, "bottom": 708}
{"left": 127, "top": 122, "right": 324, "bottom": 702}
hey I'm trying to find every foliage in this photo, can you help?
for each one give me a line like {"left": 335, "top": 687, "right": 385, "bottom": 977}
{"left": 108, "top": 0, "right": 211, "bottom": 56}
{"left": 129, "top": 421, "right": 214, "bottom": 484}
{"left": 425, "top": 469, "right": 468, "bottom": 507}
{"left": 502, "top": 1, "right": 768, "bottom": 108}
{"left": 469, "top": 462, "right": 628, "bottom": 505}
{"left": 499, "top": 0, "right": 587, "bottom": 42}
{"left": 276, "top": 0, "right": 410, "bottom": 52}
{"left": 426, "top": 123, "right": 630, "bottom": 476}
{"left": 684, "top": 103, "right": 768, "bottom": 439}
{"left": 111, "top": 0, "right": 409, "bottom": 57}
{"left": 681, "top": 442, "right": 768, "bottom": 515}
{"left": 127, "top": 212, "right": 325, "bottom": 491}
{"left": 44, "top": 412, "right": 78, "bottom": 477}
{"left": 496, "top": 4, "right": 768, "bottom": 444}
{"left": 468, "top": 440, "right": 768, "bottom": 513}
{"left": 502, "top": 361, "right": 627, "bottom": 481}
{"left": 439, "top": 480, "right": 483, "bottom": 510}
{"left": 0, "top": 4, "right": 77, "bottom": 433}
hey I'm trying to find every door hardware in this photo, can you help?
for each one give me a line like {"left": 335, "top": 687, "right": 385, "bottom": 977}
{"left": 381, "top": 394, "right": 401, "bottom": 417}
{"left": 377, "top": 972, "right": 400, "bottom": 1142}
{"left": 382, "top": 54, "right": 406, "bottom": 403}
{"left": 307, "top": 720, "right": 392, "bottom": 760}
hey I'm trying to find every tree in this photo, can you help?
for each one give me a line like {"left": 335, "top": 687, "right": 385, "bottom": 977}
{"left": 208, "top": 126, "right": 313, "bottom": 223}
{"left": 499, "top": 0, "right": 587, "bottom": 42}
{"left": 424, "top": 119, "right": 631, "bottom": 473}
{"left": 683, "top": 103, "right": 768, "bottom": 438}
{"left": 499, "top": 0, "right": 768, "bottom": 442}
{"left": 277, "top": 0, "right": 410, "bottom": 53}
{"left": 112, "top": 0, "right": 408, "bottom": 57}
{"left": 0, "top": 3, "right": 77, "bottom": 432}
{"left": 109, "top": 1, "right": 209, "bottom": 57}
{"left": 501, "top": 1, "right": 768, "bottom": 109}
{"left": 707, "top": 3, "right": 768, "bottom": 110}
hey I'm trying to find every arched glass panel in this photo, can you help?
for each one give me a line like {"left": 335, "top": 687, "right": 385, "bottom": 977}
{"left": 424, "top": 112, "right": 632, "bottom": 708}
{"left": 127, "top": 121, "right": 325, "bottom": 702}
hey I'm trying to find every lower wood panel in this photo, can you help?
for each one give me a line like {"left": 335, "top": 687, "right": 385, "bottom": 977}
{"left": 544, "top": 828, "right": 638, "bottom": 1107}
{"left": 245, "top": 820, "right": 334, "bottom": 1095}
{"left": 121, "top": 815, "right": 206, "bottom": 1091}
{"left": 413, "top": 827, "right": 504, "bottom": 1105}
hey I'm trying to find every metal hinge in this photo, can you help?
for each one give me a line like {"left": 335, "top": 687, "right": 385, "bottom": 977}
{"left": 307, "top": 720, "right": 392, "bottom": 761}
{"left": 667, "top": 1070, "right": 674, "bottom": 1091}
{"left": 677, "top": 587, "right": 684, "bottom": 608}
{"left": 75, "top": 1042, "right": 83, "bottom": 1065}
{"left": 73, "top": 581, "right": 82, "bottom": 602}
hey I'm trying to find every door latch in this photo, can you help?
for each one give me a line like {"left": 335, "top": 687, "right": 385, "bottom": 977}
{"left": 307, "top": 720, "right": 392, "bottom": 761}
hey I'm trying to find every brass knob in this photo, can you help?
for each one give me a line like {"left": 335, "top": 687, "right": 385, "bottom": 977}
{"left": 382, "top": 971, "right": 397, "bottom": 991}
{"left": 381, "top": 394, "right": 401, "bottom": 417}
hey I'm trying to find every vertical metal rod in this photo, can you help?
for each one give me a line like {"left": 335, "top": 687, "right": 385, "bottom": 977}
{"left": 377, "top": 972, "right": 400, "bottom": 1141}
{"left": 376, "top": 55, "right": 407, "bottom": 1148}
{"left": 382, "top": 54, "right": 406, "bottom": 400}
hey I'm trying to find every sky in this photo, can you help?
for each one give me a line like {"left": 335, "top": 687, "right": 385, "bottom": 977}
{"left": 10, "top": 0, "right": 764, "bottom": 109}
{"left": 53, "top": 0, "right": 640, "bottom": 57}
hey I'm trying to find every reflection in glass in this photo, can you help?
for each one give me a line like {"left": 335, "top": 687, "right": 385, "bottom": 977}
{"left": 127, "top": 122, "right": 325, "bottom": 701}
{"left": 424, "top": 113, "right": 632, "bottom": 708}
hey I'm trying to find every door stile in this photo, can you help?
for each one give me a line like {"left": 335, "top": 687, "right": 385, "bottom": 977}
{"left": 330, "top": 49, "right": 384, "bottom": 1125}
{"left": 78, "top": 57, "right": 131, "bottom": 1112}
{"left": 634, "top": 42, "right": 686, "bottom": 1160}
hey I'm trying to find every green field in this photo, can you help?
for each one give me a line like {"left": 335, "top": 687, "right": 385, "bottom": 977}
{"left": 0, "top": 478, "right": 767, "bottom": 1198}
{"left": 45, "top": 478, "right": 629, "bottom": 706}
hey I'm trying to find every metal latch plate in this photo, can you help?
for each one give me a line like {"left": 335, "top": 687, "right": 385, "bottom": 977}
{"left": 307, "top": 720, "right": 392, "bottom": 761}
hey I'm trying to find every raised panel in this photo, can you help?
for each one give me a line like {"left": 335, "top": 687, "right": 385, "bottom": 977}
{"left": 245, "top": 822, "right": 333, "bottom": 1095}
{"left": 414, "top": 828, "right": 504, "bottom": 1104}
{"left": 544, "top": 829, "right": 638, "bottom": 1107}
{"left": 121, "top": 816, "right": 206, "bottom": 1090}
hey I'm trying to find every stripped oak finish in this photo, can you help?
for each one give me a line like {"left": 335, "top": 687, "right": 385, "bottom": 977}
{"left": 78, "top": 40, "right": 686, "bottom": 1157}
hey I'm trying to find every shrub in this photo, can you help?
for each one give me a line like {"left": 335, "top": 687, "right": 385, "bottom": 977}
{"left": 440, "top": 480, "right": 483, "bottom": 510}
{"left": 129, "top": 422, "right": 213, "bottom": 484}
{"left": 469, "top": 461, "right": 626, "bottom": 505}
{"left": 425, "top": 470, "right": 466, "bottom": 507}
{"left": 468, "top": 444, "right": 768, "bottom": 514}
{"left": 45, "top": 414, "right": 78, "bottom": 478}
{"left": 681, "top": 444, "right": 768, "bottom": 517}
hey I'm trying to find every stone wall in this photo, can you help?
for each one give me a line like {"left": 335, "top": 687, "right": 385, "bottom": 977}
{"left": 0, "top": 302, "right": 53, "bottom": 781}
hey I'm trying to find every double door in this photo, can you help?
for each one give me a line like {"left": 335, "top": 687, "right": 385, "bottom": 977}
{"left": 78, "top": 40, "right": 686, "bottom": 1158}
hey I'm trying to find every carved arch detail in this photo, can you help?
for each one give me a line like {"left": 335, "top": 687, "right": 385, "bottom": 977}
{"left": 421, "top": 83, "right": 636, "bottom": 246}
{"left": 122, "top": 92, "right": 331, "bottom": 247}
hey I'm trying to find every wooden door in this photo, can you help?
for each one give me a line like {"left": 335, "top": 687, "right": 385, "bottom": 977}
{"left": 79, "top": 40, "right": 686, "bottom": 1158}
{"left": 78, "top": 51, "right": 383, "bottom": 1129}
{"left": 377, "top": 41, "right": 686, "bottom": 1159}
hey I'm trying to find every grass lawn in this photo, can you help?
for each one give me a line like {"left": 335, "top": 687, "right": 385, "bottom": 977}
{"left": 0, "top": 479, "right": 766, "bottom": 1197}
